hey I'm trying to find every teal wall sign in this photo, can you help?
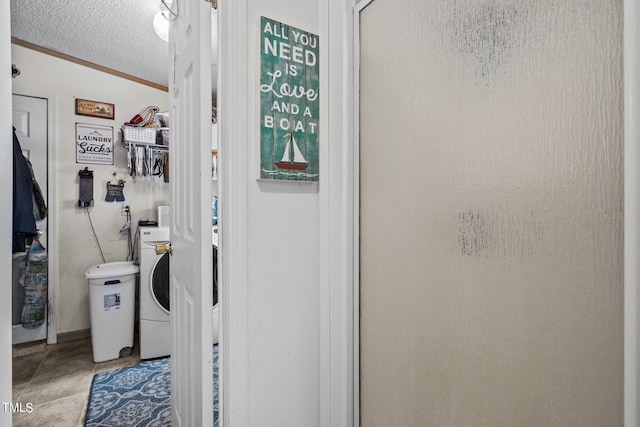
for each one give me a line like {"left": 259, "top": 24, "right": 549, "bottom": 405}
{"left": 260, "top": 16, "right": 319, "bottom": 181}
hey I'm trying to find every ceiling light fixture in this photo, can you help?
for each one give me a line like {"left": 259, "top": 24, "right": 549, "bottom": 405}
{"left": 153, "top": 11, "right": 171, "bottom": 42}
{"left": 153, "top": 0, "right": 176, "bottom": 42}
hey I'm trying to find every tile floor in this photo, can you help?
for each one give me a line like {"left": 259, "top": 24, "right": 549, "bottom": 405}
{"left": 12, "top": 337, "right": 140, "bottom": 427}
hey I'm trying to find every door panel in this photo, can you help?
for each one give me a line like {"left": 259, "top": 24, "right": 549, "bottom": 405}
{"left": 169, "top": 0, "right": 213, "bottom": 425}
{"left": 359, "top": 1, "right": 623, "bottom": 426}
{"left": 12, "top": 95, "right": 47, "bottom": 248}
{"left": 11, "top": 94, "right": 48, "bottom": 344}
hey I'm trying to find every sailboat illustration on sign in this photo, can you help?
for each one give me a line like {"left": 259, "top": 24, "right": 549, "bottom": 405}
{"left": 274, "top": 133, "right": 309, "bottom": 170}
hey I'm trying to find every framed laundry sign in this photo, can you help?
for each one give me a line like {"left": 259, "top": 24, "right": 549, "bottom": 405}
{"left": 259, "top": 16, "right": 319, "bottom": 182}
{"left": 76, "top": 123, "right": 114, "bottom": 165}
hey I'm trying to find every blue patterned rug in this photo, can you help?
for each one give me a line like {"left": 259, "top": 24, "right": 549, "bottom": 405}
{"left": 84, "top": 345, "right": 218, "bottom": 427}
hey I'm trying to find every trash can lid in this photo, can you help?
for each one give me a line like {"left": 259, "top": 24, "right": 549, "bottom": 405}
{"left": 85, "top": 261, "right": 139, "bottom": 279}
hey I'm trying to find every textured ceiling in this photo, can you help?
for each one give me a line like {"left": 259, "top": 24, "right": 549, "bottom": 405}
{"left": 10, "top": 0, "right": 218, "bottom": 93}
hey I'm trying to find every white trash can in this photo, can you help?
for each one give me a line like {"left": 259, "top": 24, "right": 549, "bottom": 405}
{"left": 85, "top": 261, "right": 139, "bottom": 363}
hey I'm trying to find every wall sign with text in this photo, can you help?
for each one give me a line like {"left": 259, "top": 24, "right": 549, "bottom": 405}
{"left": 76, "top": 123, "right": 114, "bottom": 165}
{"left": 75, "top": 98, "right": 115, "bottom": 120}
{"left": 260, "top": 16, "right": 319, "bottom": 182}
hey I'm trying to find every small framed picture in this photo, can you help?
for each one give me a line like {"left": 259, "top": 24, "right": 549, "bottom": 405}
{"left": 75, "top": 98, "right": 115, "bottom": 120}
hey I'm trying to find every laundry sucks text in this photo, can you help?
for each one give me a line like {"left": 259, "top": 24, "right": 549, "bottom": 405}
{"left": 77, "top": 134, "right": 113, "bottom": 155}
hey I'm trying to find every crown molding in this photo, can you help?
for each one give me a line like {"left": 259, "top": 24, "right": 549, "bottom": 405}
{"left": 11, "top": 37, "right": 168, "bottom": 93}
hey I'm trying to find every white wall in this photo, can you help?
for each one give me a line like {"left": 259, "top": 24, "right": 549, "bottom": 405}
{"left": 1, "top": 2, "right": 13, "bottom": 425}
{"left": 247, "top": 2, "right": 320, "bottom": 425}
{"left": 221, "top": 1, "right": 322, "bottom": 426}
{"left": 11, "top": 44, "right": 169, "bottom": 334}
{"left": 221, "top": 0, "right": 356, "bottom": 425}
{"left": 625, "top": 0, "right": 640, "bottom": 424}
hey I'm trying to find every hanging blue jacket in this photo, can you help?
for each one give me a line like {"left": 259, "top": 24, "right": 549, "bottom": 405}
{"left": 13, "top": 127, "right": 37, "bottom": 253}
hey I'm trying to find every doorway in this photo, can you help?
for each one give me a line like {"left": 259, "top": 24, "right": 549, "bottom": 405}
{"left": 357, "top": 0, "right": 623, "bottom": 426}
{"left": 11, "top": 93, "right": 50, "bottom": 345}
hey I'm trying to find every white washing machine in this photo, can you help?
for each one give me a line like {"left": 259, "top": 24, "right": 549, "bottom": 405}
{"left": 139, "top": 226, "right": 171, "bottom": 359}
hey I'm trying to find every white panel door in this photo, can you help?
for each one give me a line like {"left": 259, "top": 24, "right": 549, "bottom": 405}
{"left": 12, "top": 95, "right": 47, "bottom": 247}
{"left": 11, "top": 94, "right": 48, "bottom": 344}
{"left": 169, "top": 0, "right": 214, "bottom": 425}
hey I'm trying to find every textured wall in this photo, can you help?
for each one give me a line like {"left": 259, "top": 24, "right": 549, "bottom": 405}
{"left": 359, "top": 0, "right": 623, "bottom": 425}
